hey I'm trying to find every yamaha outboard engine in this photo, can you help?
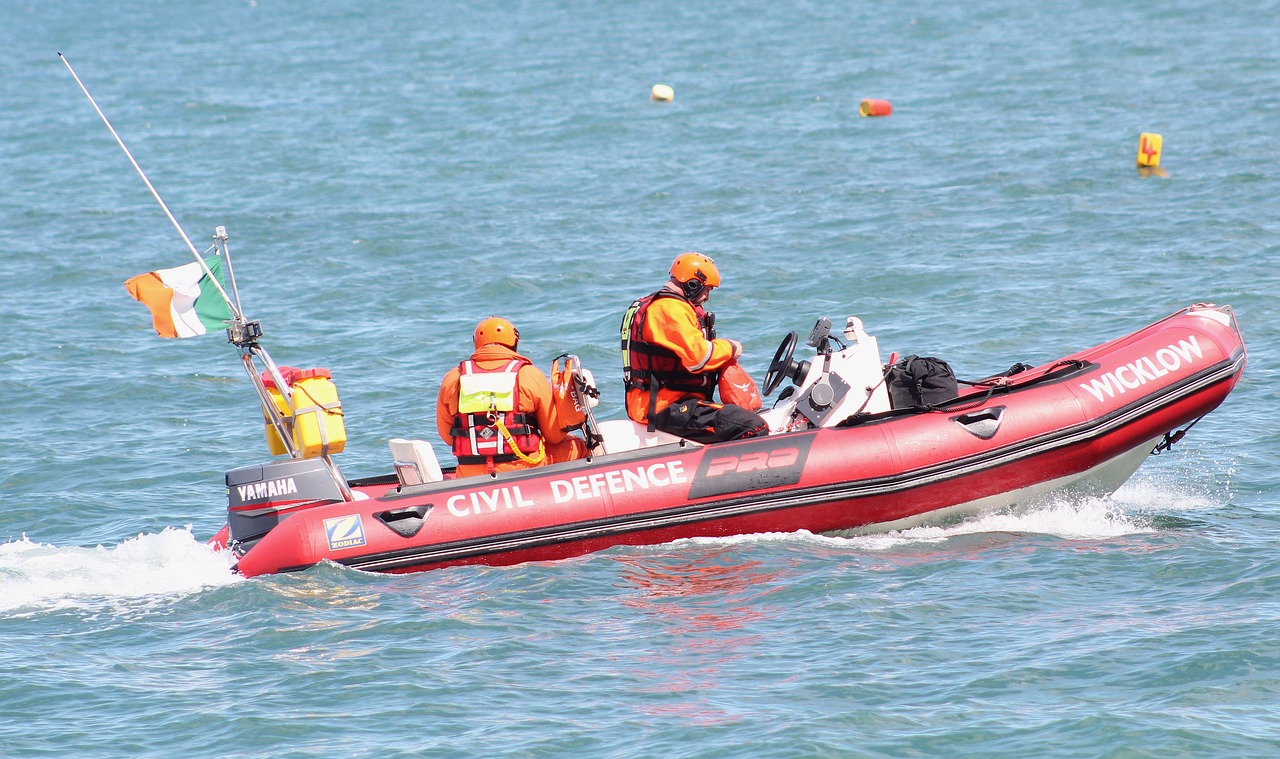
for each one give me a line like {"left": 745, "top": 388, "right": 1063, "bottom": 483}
{"left": 226, "top": 458, "right": 346, "bottom": 548}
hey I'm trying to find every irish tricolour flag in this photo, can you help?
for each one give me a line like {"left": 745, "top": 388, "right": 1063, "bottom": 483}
{"left": 124, "top": 255, "right": 234, "bottom": 338}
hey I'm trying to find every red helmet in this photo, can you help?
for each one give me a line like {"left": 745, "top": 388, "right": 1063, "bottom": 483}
{"left": 670, "top": 252, "right": 721, "bottom": 288}
{"left": 473, "top": 316, "right": 519, "bottom": 349}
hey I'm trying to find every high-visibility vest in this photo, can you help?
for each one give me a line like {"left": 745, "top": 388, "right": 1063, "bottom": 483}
{"left": 449, "top": 359, "right": 542, "bottom": 466}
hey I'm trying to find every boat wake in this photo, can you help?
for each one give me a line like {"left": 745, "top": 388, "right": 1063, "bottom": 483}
{"left": 677, "top": 473, "right": 1221, "bottom": 555}
{"left": 857, "top": 497, "right": 1151, "bottom": 548}
{"left": 0, "top": 527, "right": 239, "bottom": 615}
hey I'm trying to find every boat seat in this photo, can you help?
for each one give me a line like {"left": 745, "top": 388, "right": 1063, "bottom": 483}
{"left": 389, "top": 438, "right": 444, "bottom": 487}
{"left": 593, "top": 419, "right": 688, "bottom": 455}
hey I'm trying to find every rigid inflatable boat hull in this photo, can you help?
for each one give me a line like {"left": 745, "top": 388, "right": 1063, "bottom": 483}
{"left": 221, "top": 305, "right": 1246, "bottom": 578}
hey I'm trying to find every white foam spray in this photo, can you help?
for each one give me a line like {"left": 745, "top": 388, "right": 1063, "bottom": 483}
{"left": 0, "top": 527, "right": 241, "bottom": 615}
{"left": 672, "top": 473, "right": 1223, "bottom": 554}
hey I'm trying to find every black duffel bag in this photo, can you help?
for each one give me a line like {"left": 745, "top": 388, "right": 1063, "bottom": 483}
{"left": 886, "top": 355, "right": 959, "bottom": 410}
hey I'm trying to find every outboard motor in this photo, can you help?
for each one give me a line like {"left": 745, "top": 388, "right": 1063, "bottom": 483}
{"left": 226, "top": 458, "right": 346, "bottom": 547}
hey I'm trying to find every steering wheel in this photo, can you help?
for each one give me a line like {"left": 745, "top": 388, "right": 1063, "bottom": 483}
{"left": 763, "top": 331, "right": 799, "bottom": 396}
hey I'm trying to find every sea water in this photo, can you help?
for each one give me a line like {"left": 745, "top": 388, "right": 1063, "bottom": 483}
{"left": 2, "top": 0, "right": 1279, "bottom": 755}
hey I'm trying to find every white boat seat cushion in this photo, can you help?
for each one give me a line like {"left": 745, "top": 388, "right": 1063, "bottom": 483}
{"left": 593, "top": 419, "right": 688, "bottom": 455}
{"left": 389, "top": 438, "right": 444, "bottom": 486}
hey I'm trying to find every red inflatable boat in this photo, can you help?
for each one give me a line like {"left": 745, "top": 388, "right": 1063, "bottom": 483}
{"left": 212, "top": 304, "right": 1245, "bottom": 578}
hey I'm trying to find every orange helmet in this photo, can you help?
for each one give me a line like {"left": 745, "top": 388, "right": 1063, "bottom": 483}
{"left": 473, "top": 316, "right": 520, "bottom": 349}
{"left": 670, "top": 252, "right": 720, "bottom": 288}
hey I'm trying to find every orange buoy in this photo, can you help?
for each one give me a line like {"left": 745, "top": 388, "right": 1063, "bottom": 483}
{"left": 1137, "top": 132, "right": 1163, "bottom": 167}
{"left": 859, "top": 99, "right": 892, "bottom": 117}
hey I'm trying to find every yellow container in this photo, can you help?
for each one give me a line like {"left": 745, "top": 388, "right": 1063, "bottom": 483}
{"left": 263, "top": 382, "right": 292, "bottom": 456}
{"left": 260, "top": 367, "right": 346, "bottom": 458}
{"left": 289, "top": 370, "right": 346, "bottom": 459}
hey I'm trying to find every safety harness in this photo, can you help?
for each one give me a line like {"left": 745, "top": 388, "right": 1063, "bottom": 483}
{"left": 450, "top": 358, "right": 545, "bottom": 472}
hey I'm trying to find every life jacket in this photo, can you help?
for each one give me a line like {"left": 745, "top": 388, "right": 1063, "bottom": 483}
{"left": 449, "top": 358, "right": 543, "bottom": 468}
{"left": 620, "top": 290, "right": 719, "bottom": 402}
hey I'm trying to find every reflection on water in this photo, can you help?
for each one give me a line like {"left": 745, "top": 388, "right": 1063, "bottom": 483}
{"left": 610, "top": 546, "right": 791, "bottom": 726}
{"left": 614, "top": 545, "right": 785, "bottom": 629}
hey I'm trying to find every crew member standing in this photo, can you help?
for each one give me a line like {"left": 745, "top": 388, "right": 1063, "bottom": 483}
{"left": 620, "top": 252, "right": 768, "bottom": 442}
{"left": 437, "top": 317, "right": 588, "bottom": 478}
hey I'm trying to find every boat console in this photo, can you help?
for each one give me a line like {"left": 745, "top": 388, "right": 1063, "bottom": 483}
{"left": 760, "top": 315, "right": 891, "bottom": 433}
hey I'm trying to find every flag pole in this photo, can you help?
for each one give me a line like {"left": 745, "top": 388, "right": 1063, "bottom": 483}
{"left": 63, "top": 53, "right": 352, "bottom": 500}
{"left": 59, "top": 52, "right": 240, "bottom": 319}
{"left": 212, "top": 226, "right": 246, "bottom": 318}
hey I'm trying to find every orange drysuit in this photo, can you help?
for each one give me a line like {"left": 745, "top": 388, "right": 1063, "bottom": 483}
{"left": 437, "top": 343, "right": 588, "bottom": 478}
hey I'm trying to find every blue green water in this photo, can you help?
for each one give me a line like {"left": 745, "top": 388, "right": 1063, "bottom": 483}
{"left": 3, "top": 0, "right": 1279, "bottom": 755}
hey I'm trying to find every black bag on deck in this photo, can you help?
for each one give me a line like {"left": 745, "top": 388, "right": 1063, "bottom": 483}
{"left": 654, "top": 398, "right": 769, "bottom": 443}
{"left": 886, "top": 355, "right": 959, "bottom": 410}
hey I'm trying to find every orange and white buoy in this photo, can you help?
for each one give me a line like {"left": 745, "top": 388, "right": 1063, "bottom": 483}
{"left": 1137, "top": 132, "right": 1163, "bottom": 167}
{"left": 651, "top": 84, "right": 674, "bottom": 102}
{"left": 859, "top": 99, "right": 892, "bottom": 117}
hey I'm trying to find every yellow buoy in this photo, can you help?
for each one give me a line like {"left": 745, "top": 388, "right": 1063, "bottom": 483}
{"left": 1137, "top": 132, "right": 1163, "bottom": 167}
{"left": 651, "top": 84, "right": 674, "bottom": 102}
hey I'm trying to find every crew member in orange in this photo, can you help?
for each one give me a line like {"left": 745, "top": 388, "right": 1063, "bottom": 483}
{"left": 621, "top": 252, "right": 768, "bottom": 442}
{"left": 437, "top": 317, "right": 589, "bottom": 478}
